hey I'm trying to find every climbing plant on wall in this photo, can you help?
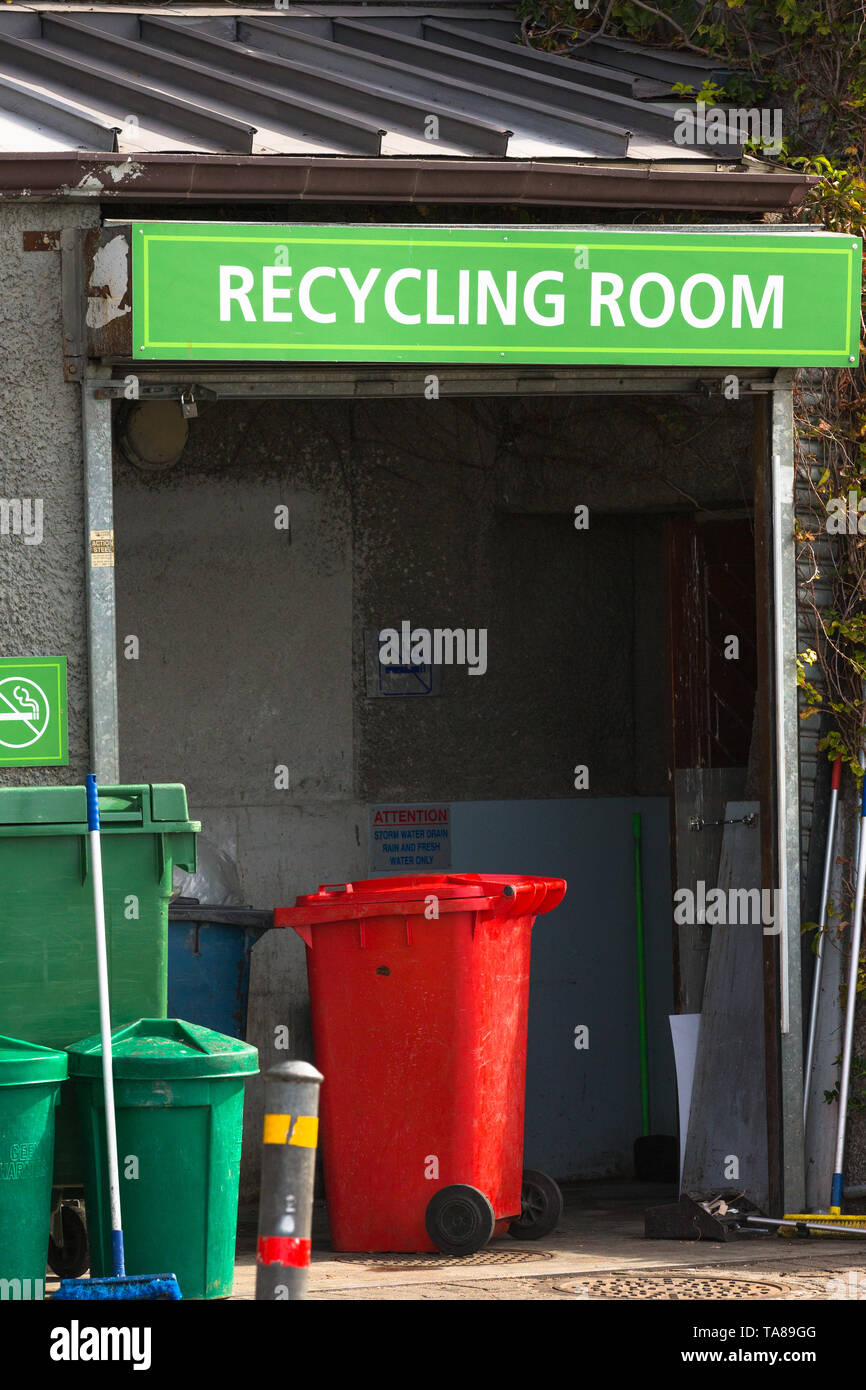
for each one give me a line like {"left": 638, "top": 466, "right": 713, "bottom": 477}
{"left": 521, "top": 0, "right": 866, "bottom": 770}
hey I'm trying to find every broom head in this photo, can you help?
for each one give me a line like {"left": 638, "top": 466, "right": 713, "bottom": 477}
{"left": 53, "top": 1273, "right": 182, "bottom": 1300}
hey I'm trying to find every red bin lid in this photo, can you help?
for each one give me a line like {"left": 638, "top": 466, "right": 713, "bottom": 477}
{"left": 275, "top": 873, "right": 566, "bottom": 931}
{"left": 293, "top": 874, "right": 489, "bottom": 907}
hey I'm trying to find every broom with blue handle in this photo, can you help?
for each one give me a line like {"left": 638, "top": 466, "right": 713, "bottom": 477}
{"left": 54, "top": 775, "right": 181, "bottom": 1300}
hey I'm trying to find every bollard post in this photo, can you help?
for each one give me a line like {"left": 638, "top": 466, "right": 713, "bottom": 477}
{"left": 255, "top": 1060, "right": 324, "bottom": 1301}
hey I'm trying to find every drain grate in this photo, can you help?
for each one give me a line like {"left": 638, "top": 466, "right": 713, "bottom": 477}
{"left": 331, "top": 1249, "right": 555, "bottom": 1270}
{"left": 558, "top": 1274, "right": 790, "bottom": 1300}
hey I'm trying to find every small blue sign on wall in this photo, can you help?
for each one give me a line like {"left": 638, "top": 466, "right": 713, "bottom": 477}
{"left": 364, "top": 630, "right": 442, "bottom": 697}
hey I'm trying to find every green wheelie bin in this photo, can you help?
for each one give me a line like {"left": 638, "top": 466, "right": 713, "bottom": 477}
{"left": 67, "top": 1018, "right": 258, "bottom": 1299}
{"left": 0, "top": 1036, "right": 67, "bottom": 1298}
{"left": 0, "top": 783, "right": 199, "bottom": 1190}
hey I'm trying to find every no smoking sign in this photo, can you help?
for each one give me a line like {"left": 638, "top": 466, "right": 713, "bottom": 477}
{"left": 0, "top": 658, "right": 68, "bottom": 766}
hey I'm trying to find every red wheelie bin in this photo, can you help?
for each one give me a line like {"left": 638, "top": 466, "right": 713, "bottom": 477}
{"left": 274, "top": 872, "right": 566, "bottom": 1254}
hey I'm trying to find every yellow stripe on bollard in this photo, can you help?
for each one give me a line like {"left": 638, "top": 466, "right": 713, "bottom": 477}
{"left": 263, "top": 1113, "right": 319, "bottom": 1147}
{"left": 288, "top": 1116, "right": 319, "bottom": 1148}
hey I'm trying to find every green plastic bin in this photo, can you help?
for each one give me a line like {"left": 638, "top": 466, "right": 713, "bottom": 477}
{"left": 0, "top": 783, "right": 199, "bottom": 1188}
{"left": 0, "top": 1035, "right": 67, "bottom": 1296}
{"left": 68, "top": 1018, "right": 258, "bottom": 1300}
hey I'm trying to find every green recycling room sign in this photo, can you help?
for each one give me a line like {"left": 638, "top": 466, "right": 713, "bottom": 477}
{"left": 132, "top": 222, "right": 861, "bottom": 367}
{"left": 0, "top": 657, "right": 68, "bottom": 767}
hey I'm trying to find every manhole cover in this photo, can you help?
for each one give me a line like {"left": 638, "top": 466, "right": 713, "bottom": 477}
{"left": 557, "top": 1274, "right": 790, "bottom": 1300}
{"left": 331, "top": 1249, "right": 555, "bottom": 1270}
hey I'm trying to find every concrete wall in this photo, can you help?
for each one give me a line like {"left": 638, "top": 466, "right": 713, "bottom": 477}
{"left": 115, "top": 391, "right": 751, "bottom": 863}
{"left": 113, "top": 417, "right": 361, "bottom": 904}
{"left": 113, "top": 403, "right": 366, "bottom": 1193}
{"left": 0, "top": 201, "right": 99, "bottom": 785}
{"left": 351, "top": 392, "right": 750, "bottom": 802}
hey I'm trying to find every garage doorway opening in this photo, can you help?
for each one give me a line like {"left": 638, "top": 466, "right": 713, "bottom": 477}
{"left": 112, "top": 383, "right": 759, "bottom": 1186}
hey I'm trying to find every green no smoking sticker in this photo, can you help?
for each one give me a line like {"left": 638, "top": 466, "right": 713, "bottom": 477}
{"left": 0, "top": 658, "right": 68, "bottom": 766}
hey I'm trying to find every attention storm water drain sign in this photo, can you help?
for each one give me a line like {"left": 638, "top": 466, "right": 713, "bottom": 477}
{"left": 558, "top": 1274, "right": 790, "bottom": 1300}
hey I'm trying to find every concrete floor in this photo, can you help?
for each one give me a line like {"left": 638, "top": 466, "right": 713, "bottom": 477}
{"left": 40, "top": 1181, "right": 866, "bottom": 1301}
{"left": 227, "top": 1182, "right": 866, "bottom": 1301}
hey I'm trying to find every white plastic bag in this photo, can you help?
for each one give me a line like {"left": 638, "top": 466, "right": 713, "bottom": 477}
{"left": 172, "top": 835, "right": 244, "bottom": 906}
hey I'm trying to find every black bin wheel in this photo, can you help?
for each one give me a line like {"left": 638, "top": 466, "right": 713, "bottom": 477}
{"left": 425, "top": 1184, "right": 495, "bottom": 1256}
{"left": 47, "top": 1201, "right": 89, "bottom": 1279}
{"left": 508, "top": 1169, "right": 563, "bottom": 1241}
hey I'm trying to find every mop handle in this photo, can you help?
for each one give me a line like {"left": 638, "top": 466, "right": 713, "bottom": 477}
{"left": 87, "top": 775, "right": 125, "bottom": 1277}
{"left": 803, "top": 756, "right": 842, "bottom": 1124}
{"left": 831, "top": 773, "right": 866, "bottom": 1212}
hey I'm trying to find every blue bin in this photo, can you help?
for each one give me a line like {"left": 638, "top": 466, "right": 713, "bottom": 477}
{"left": 167, "top": 904, "right": 272, "bottom": 1039}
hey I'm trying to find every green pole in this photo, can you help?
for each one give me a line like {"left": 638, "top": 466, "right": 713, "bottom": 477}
{"left": 633, "top": 811, "right": 650, "bottom": 1136}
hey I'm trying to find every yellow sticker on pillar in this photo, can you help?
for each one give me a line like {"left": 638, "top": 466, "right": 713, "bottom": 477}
{"left": 263, "top": 1114, "right": 319, "bottom": 1147}
{"left": 90, "top": 529, "right": 115, "bottom": 567}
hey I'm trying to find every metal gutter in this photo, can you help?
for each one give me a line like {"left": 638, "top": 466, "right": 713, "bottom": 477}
{"left": 0, "top": 152, "right": 814, "bottom": 209}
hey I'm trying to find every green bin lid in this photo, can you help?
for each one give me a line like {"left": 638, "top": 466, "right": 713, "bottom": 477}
{"left": 66, "top": 1019, "right": 258, "bottom": 1080}
{"left": 0, "top": 1034, "right": 68, "bottom": 1085}
{"left": 0, "top": 783, "right": 200, "bottom": 832}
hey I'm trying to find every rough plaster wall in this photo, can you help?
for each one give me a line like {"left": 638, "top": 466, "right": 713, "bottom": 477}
{"left": 0, "top": 201, "right": 99, "bottom": 785}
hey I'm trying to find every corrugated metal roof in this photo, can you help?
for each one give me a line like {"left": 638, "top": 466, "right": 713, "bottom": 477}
{"left": 0, "top": 4, "right": 744, "bottom": 161}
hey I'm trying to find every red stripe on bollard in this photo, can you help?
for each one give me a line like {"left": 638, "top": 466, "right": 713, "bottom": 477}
{"left": 256, "top": 1236, "right": 311, "bottom": 1268}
